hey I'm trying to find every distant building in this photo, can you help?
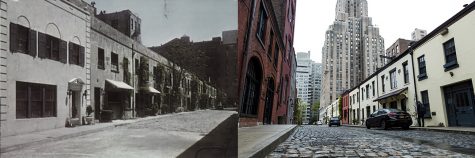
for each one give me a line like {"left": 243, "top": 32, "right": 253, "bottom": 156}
{"left": 296, "top": 52, "right": 321, "bottom": 123}
{"left": 321, "top": 0, "right": 385, "bottom": 109}
{"left": 411, "top": 28, "right": 427, "bottom": 41}
{"left": 384, "top": 38, "right": 413, "bottom": 65}
{"left": 149, "top": 31, "right": 238, "bottom": 108}
{"left": 96, "top": 10, "right": 142, "bottom": 43}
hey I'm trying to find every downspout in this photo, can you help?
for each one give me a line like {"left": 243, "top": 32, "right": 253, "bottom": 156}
{"left": 132, "top": 44, "right": 136, "bottom": 118}
{"left": 409, "top": 49, "right": 419, "bottom": 122}
{"left": 238, "top": 0, "right": 257, "bottom": 117}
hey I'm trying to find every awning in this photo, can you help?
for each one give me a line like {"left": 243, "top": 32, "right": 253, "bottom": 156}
{"left": 68, "top": 78, "right": 85, "bottom": 91}
{"left": 105, "top": 79, "right": 134, "bottom": 90}
{"left": 374, "top": 87, "right": 408, "bottom": 102}
{"left": 145, "top": 87, "right": 161, "bottom": 94}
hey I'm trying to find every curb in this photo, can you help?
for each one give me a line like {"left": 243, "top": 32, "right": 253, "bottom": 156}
{"left": 342, "top": 124, "right": 475, "bottom": 135}
{"left": 248, "top": 125, "right": 297, "bottom": 158}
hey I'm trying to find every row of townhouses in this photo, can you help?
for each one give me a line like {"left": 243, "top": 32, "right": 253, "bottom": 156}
{"left": 0, "top": 0, "right": 220, "bottom": 136}
{"left": 334, "top": 2, "right": 475, "bottom": 127}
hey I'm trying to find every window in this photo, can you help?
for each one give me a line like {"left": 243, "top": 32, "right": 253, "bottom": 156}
{"left": 417, "top": 55, "right": 427, "bottom": 80}
{"left": 69, "top": 42, "right": 84, "bottom": 66}
{"left": 403, "top": 62, "right": 409, "bottom": 84}
{"left": 372, "top": 81, "right": 375, "bottom": 97}
{"left": 16, "top": 82, "right": 56, "bottom": 118}
{"left": 38, "top": 32, "right": 67, "bottom": 63}
{"left": 390, "top": 69, "right": 397, "bottom": 89}
{"left": 10, "top": 23, "right": 36, "bottom": 56}
{"left": 111, "top": 52, "right": 118, "bottom": 72}
{"left": 256, "top": 4, "right": 268, "bottom": 43}
{"left": 135, "top": 58, "right": 139, "bottom": 74}
{"left": 443, "top": 38, "right": 458, "bottom": 70}
{"left": 268, "top": 31, "right": 274, "bottom": 57}
{"left": 366, "top": 85, "right": 369, "bottom": 99}
{"left": 420, "top": 90, "right": 431, "bottom": 118}
{"left": 273, "top": 44, "right": 279, "bottom": 67}
{"left": 98, "top": 48, "right": 105, "bottom": 69}
{"left": 381, "top": 75, "right": 385, "bottom": 92}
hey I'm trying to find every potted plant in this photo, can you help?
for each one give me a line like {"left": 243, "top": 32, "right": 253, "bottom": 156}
{"left": 84, "top": 106, "right": 94, "bottom": 125}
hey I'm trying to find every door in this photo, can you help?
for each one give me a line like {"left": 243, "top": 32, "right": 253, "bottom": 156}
{"left": 263, "top": 79, "right": 275, "bottom": 124}
{"left": 444, "top": 81, "right": 475, "bottom": 127}
{"left": 72, "top": 91, "right": 79, "bottom": 118}
{"left": 94, "top": 88, "right": 101, "bottom": 119}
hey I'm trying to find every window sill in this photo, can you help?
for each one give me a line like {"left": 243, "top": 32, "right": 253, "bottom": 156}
{"left": 417, "top": 74, "right": 427, "bottom": 81}
{"left": 256, "top": 34, "right": 266, "bottom": 49}
{"left": 111, "top": 70, "right": 119, "bottom": 73}
{"left": 443, "top": 61, "right": 459, "bottom": 72}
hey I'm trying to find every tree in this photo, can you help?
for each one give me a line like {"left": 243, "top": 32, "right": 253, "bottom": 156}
{"left": 293, "top": 99, "right": 304, "bottom": 125}
{"left": 309, "top": 101, "right": 320, "bottom": 124}
{"left": 338, "top": 96, "right": 343, "bottom": 119}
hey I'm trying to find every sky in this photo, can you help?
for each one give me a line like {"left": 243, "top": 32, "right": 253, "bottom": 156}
{"left": 294, "top": 0, "right": 474, "bottom": 63}
{"left": 86, "top": 0, "right": 237, "bottom": 46}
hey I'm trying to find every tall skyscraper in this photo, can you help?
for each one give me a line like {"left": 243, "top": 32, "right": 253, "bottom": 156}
{"left": 321, "top": 0, "right": 385, "bottom": 107}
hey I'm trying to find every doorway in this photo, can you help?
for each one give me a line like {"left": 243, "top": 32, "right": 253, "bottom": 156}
{"left": 263, "top": 79, "right": 275, "bottom": 124}
{"left": 444, "top": 80, "right": 475, "bottom": 127}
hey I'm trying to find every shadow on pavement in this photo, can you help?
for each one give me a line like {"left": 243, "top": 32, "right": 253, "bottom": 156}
{"left": 177, "top": 113, "right": 238, "bottom": 158}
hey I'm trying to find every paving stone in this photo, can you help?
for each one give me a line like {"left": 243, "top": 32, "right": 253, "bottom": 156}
{"left": 267, "top": 126, "right": 473, "bottom": 158}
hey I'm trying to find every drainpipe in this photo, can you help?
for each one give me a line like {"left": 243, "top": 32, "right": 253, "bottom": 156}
{"left": 132, "top": 44, "right": 136, "bottom": 118}
{"left": 409, "top": 49, "right": 419, "bottom": 122}
{"left": 238, "top": 0, "right": 257, "bottom": 117}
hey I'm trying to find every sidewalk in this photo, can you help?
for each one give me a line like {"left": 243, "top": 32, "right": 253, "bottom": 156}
{"left": 238, "top": 125, "right": 297, "bottom": 158}
{"left": 0, "top": 112, "right": 186, "bottom": 153}
{"left": 342, "top": 124, "right": 475, "bottom": 135}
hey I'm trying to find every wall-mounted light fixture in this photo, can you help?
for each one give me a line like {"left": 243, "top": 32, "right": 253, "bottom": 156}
{"left": 440, "top": 28, "right": 449, "bottom": 35}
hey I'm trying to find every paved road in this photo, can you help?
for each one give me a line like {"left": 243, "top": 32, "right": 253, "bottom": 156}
{"left": 268, "top": 126, "right": 475, "bottom": 157}
{"left": 1, "top": 110, "right": 236, "bottom": 158}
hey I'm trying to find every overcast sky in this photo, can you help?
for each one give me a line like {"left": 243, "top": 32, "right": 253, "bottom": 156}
{"left": 295, "top": 0, "right": 474, "bottom": 63}
{"left": 86, "top": 0, "right": 237, "bottom": 46}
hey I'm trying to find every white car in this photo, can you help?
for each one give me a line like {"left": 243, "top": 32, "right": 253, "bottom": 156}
{"left": 317, "top": 121, "right": 323, "bottom": 125}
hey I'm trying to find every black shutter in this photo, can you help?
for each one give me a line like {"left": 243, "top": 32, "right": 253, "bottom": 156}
{"left": 9, "top": 23, "right": 18, "bottom": 52}
{"left": 79, "top": 45, "right": 85, "bottom": 67}
{"left": 68, "top": 42, "right": 73, "bottom": 64}
{"left": 59, "top": 40, "right": 67, "bottom": 63}
{"left": 28, "top": 30, "right": 37, "bottom": 57}
{"left": 38, "top": 32, "right": 47, "bottom": 58}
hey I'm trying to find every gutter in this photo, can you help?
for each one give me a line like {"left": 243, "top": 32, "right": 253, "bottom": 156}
{"left": 409, "top": 49, "right": 419, "bottom": 115}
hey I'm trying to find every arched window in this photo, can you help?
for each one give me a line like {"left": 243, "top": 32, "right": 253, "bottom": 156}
{"left": 241, "top": 58, "right": 262, "bottom": 116}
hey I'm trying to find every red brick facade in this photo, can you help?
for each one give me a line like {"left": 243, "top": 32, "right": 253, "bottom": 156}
{"left": 238, "top": 0, "right": 296, "bottom": 126}
{"left": 341, "top": 91, "right": 350, "bottom": 124}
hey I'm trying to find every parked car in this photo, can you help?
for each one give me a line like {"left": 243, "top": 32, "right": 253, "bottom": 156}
{"left": 317, "top": 121, "right": 323, "bottom": 125}
{"left": 365, "top": 108, "right": 413, "bottom": 130}
{"left": 328, "top": 117, "right": 340, "bottom": 127}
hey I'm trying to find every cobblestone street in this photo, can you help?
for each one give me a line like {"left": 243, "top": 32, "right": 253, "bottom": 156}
{"left": 268, "top": 126, "right": 475, "bottom": 158}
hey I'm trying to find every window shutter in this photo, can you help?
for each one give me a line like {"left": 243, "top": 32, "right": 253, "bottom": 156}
{"left": 28, "top": 30, "right": 37, "bottom": 57}
{"left": 9, "top": 23, "right": 18, "bottom": 52}
{"left": 38, "top": 32, "right": 47, "bottom": 58}
{"left": 59, "top": 40, "right": 67, "bottom": 63}
{"left": 79, "top": 45, "right": 85, "bottom": 67}
{"left": 68, "top": 42, "right": 73, "bottom": 64}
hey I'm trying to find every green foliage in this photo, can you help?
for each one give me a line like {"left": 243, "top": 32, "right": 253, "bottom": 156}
{"left": 86, "top": 105, "right": 94, "bottom": 117}
{"left": 338, "top": 96, "right": 343, "bottom": 119}
{"left": 139, "top": 57, "right": 149, "bottom": 88}
{"left": 293, "top": 99, "right": 303, "bottom": 125}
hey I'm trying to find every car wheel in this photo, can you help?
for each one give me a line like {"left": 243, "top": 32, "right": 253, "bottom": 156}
{"left": 366, "top": 124, "right": 370, "bottom": 129}
{"left": 381, "top": 120, "right": 388, "bottom": 130}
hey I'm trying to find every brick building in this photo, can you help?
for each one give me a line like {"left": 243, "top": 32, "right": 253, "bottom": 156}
{"left": 238, "top": 0, "right": 296, "bottom": 126}
{"left": 149, "top": 30, "right": 238, "bottom": 108}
